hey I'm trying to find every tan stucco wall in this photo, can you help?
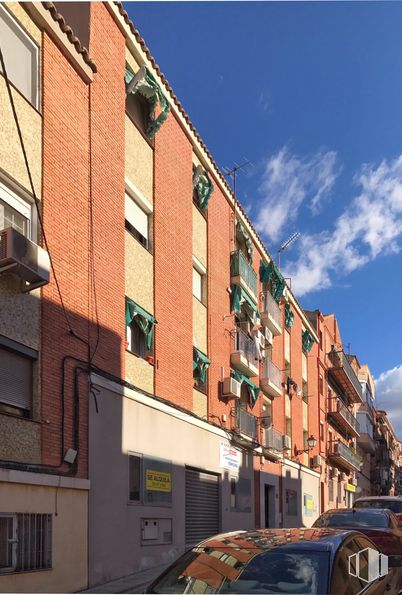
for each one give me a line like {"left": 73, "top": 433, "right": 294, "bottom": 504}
{"left": 0, "top": 415, "right": 41, "bottom": 463}
{"left": 193, "top": 297, "right": 207, "bottom": 354}
{"left": 125, "top": 231, "right": 153, "bottom": 314}
{"left": 192, "top": 204, "right": 207, "bottom": 268}
{"left": 0, "top": 276, "right": 40, "bottom": 350}
{"left": 0, "top": 78, "right": 42, "bottom": 195}
{"left": 193, "top": 388, "right": 207, "bottom": 418}
{"left": 125, "top": 46, "right": 141, "bottom": 76}
{"left": 125, "top": 116, "right": 153, "bottom": 202}
{"left": 0, "top": 482, "right": 88, "bottom": 593}
{"left": 125, "top": 351, "right": 153, "bottom": 394}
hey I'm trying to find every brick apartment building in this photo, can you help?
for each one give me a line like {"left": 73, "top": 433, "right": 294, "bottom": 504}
{"left": 0, "top": 2, "right": 399, "bottom": 592}
{"left": 372, "top": 410, "right": 400, "bottom": 496}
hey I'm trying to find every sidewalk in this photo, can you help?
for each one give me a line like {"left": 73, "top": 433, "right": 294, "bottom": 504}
{"left": 80, "top": 564, "right": 169, "bottom": 594}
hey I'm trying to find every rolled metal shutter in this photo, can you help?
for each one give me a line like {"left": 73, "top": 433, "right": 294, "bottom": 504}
{"left": 0, "top": 349, "right": 32, "bottom": 410}
{"left": 185, "top": 467, "right": 220, "bottom": 546}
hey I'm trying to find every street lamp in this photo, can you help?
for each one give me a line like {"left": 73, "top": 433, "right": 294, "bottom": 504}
{"left": 295, "top": 435, "right": 317, "bottom": 456}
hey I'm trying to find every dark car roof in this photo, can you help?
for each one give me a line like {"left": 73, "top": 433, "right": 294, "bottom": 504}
{"left": 324, "top": 507, "right": 391, "bottom": 517}
{"left": 198, "top": 528, "right": 361, "bottom": 553}
{"left": 355, "top": 496, "right": 402, "bottom": 501}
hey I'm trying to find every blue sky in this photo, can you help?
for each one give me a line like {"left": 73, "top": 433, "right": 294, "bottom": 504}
{"left": 125, "top": 1, "right": 402, "bottom": 433}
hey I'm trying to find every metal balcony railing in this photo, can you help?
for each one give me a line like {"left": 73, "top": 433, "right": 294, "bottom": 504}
{"left": 262, "top": 357, "right": 281, "bottom": 391}
{"left": 235, "top": 328, "right": 259, "bottom": 362}
{"left": 262, "top": 291, "right": 281, "bottom": 328}
{"left": 331, "top": 441, "right": 362, "bottom": 470}
{"left": 230, "top": 250, "right": 258, "bottom": 296}
{"left": 235, "top": 404, "right": 257, "bottom": 440}
{"left": 329, "top": 350, "right": 363, "bottom": 401}
{"left": 263, "top": 426, "right": 283, "bottom": 453}
{"left": 329, "top": 398, "right": 360, "bottom": 434}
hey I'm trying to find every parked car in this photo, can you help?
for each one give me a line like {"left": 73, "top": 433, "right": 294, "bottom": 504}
{"left": 354, "top": 497, "right": 402, "bottom": 522}
{"left": 145, "top": 528, "right": 402, "bottom": 594}
{"left": 313, "top": 508, "right": 402, "bottom": 555}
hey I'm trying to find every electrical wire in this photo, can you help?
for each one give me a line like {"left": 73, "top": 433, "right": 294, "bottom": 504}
{"left": 0, "top": 47, "right": 88, "bottom": 346}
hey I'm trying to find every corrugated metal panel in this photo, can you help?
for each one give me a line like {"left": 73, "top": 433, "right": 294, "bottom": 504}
{"left": 185, "top": 468, "right": 219, "bottom": 545}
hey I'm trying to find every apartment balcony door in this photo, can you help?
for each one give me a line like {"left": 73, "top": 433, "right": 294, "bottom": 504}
{"left": 264, "top": 484, "right": 276, "bottom": 528}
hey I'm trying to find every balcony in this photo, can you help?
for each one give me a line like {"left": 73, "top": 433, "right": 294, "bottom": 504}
{"left": 328, "top": 441, "right": 362, "bottom": 472}
{"left": 327, "top": 398, "right": 360, "bottom": 437}
{"left": 357, "top": 431, "right": 376, "bottom": 454}
{"left": 230, "top": 250, "right": 258, "bottom": 301}
{"left": 328, "top": 350, "right": 363, "bottom": 403}
{"left": 232, "top": 403, "right": 258, "bottom": 445}
{"left": 260, "top": 291, "right": 282, "bottom": 336}
{"left": 262, "top": 426, "right": 284, "bottom": 461}
{"left": 260, "top": 357, "right": 282, "bottom": 398}
{"left": 231, "top": 329, "right": 259, "bottom": 377}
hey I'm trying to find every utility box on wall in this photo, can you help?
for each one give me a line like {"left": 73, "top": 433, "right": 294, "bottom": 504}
{"left": 141, "top": 518, "right": 172, "bottom": 546}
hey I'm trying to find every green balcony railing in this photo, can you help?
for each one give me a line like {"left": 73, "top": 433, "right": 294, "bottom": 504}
{"left": 230, "top": 250, "right": 258, "bottom": 297}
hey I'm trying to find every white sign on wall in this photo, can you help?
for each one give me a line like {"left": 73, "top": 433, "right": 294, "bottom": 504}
{"left": 220, "top": 442, "right": 240, "bottom": 472}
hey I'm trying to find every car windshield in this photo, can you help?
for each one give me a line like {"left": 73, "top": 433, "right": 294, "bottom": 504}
{"left": 314, "top": 511, "right": 389, "bottom": 528}
{"left": 148, "top": 548, "right": 329, "bottom": 594}
{"left": 355, "top": 499, "right": 402, "bottom": 514}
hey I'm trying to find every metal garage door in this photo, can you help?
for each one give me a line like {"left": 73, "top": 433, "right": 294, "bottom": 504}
{"left": 185, "top": 467, "right": 220, "bottom": 545}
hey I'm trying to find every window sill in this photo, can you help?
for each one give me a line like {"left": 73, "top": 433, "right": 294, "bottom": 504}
{"left": 193, "top": 384, "right": 208, "bottom": 396}
{"left": 192, "top": 199, "right": 208, "bottom": 220}
{"left": 0, "top": 408, "right": 40, "bottom": 424}
{"left": 126, "top": 349, "right": 155, "bottom": 366}
{"left": 192, "top": 295, "right": 207, "bottom": 308}
{"left": 125, "top": 225, "right": 153, "bottom": 256}
{"left": 0, "top": 72, "right": 41, "bottom": 116}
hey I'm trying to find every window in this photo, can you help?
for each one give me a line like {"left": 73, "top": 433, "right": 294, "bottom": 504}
{"left": 0, "top": 6, "right": 39, "bottom": 108}
{"left": 128, "top": 453, "right": 172, "bottom": 506}
{"left": 125, "top": 192, "right": 151, "bottom": 251}
{"left": 193, "top": 257, "right": 207, "bottom": 304}
{"left": 319, "top": 374, "right": 324, "bottom": 395}
{"left": 319, "top": 331, "right": 323, "bottom": 350}
{"left": 0, "top": 341, "right": 36, "bottom": 415}
{"left": 284, "top": 329, "right": 290, "bottom": 364}
{"left": 230, "top": 477, "right": 252, "bottom": 512}
{"left": 337, "top": 480, "right": 343, "bottom": 506}
{"left": 285, "top": 489, "right": 297, "bottom": 516}
{"left": 125, "top": 298, "right": 156, "bottom": 360}
{"left": 0, "top": 180, "right": 32, "bottom": 238}
{"left": 0, "top": 513, "right": 52, "bottom": 573}
{"left": 329, "top": 480, "right": 334, "bottom": 502}
{"left": 320, "top": 422, "right": 324, "bottom": 442}
{"left": 126, "top": 89, "right": 150, "bottom": 136}
{"left": 193, "top": 347, "right": 210, "bottom": 394}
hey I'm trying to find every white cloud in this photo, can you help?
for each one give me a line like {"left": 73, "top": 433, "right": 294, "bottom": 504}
{"left": 375, "top": 365, "right": 402, "bottom": 440}
{"left": 283, "top": 155, "right": 402, "bottom": 296}
{"left": 254, "top": 146, "right": 339, "bottom": 243}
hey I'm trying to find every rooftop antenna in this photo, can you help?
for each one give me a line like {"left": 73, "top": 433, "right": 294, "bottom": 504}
{"left": 223, "top": 158, "right": 252, "bottom": 199}
{"left": 277, "top": 232, "right": 301, "bottom": 269}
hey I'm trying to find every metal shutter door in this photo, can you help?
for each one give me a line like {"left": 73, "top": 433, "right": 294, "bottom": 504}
{"left": 185, "top": 467, "right": 219, "bottom": 546}
{"left": 0, "top": 349, "right": 31, "bottom": 410}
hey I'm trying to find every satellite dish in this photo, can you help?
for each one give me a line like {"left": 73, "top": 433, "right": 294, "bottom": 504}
{"left": 126, "top": 65, "right": 147, "bottom": 95}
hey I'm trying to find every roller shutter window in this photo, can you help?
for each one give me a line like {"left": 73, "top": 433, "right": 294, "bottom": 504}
{"left": 185, "top": 467, "right": 219, "bottom": 546}
{"left": 0, "top": 347, "right": 32, "bottom": 411}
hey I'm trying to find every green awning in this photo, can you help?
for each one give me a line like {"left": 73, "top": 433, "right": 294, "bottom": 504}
{"left": 231, "top": 371, "right": 260, "bottom": 408}
{"left": 236, "top": 219, "right": 253, "bottom": 261}
{"left": 193, "top": 347, "right": 211, "bottom": 384}
{"left": 125, "top": 297, "right": 157, "bottom": 350}
{"left": 231, "top": 284, "right": 259, "bottom": 317}
{"left": 285, "top": 303, "right": 295, "bottom": 329}
{"left": 302, "top": 330, "right": 314, "bottom": 353}
{"left": 125, "top": 66, "right": 170, "bottom": 139}
{"left": 259, "top": 260, "right": 286, "bottom": 303}
{"left": 193, "top": 165, "right": 213, "bottom": 211}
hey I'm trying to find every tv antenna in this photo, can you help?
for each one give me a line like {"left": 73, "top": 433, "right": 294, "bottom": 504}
{"left": 277, "top": 232, "right": 301, "bottom": 269}
{"left": 222, "top": 159, "right": 252, "bottom": 199}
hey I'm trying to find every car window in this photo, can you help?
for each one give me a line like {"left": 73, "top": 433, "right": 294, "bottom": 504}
{"left": 355, "top": 500, "right": 402, "bottom": 514}
{"left": 314, "top": 511, "right": 389, "bottom": 529}
{"left": 149, "top": 548, "right": 329, "bottom": 594}
{"left": 330, "top": 537, "right": 374, "bottom": 594}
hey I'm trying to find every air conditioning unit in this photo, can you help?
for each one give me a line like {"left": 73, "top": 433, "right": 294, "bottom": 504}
{"left": 282, "top": 435, "right": 291, "bottom": 450}
{"left": 222, "top": 377, "right": 241, "bottom": 399}
{"left": 252, "top": 329, "right": 265, "bottom": 348}
{"left": 330, "top": 467, "right": 339, "bottom": 479}
{"left": 0, "top": 227, "right": 50, "bottom": 292}
{"left": 262, "top": 326, "right": 273, "bottom": 346}
{"left": 312, "top": 455, "right": 322, "bottom": 468}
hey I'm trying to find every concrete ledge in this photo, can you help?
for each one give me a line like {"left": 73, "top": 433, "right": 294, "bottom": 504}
{"left": 0, "top": 468, "right": 90, "bottom": 490}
